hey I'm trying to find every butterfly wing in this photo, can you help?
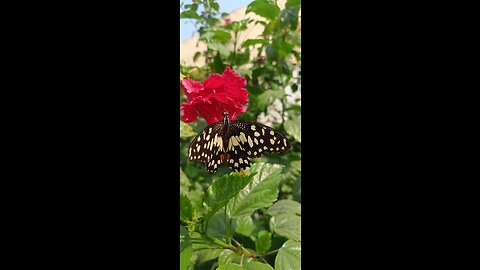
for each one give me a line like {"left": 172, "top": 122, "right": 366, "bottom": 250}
{"left": 188, "top": 122, "right": 225, "bottom": 172}
{"left": 226, "top": 121, "right": 291, "bottom": 172}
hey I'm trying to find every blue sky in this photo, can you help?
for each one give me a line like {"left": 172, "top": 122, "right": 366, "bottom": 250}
{"left": 180, "top": 0, "right": 253, "bottom": 41}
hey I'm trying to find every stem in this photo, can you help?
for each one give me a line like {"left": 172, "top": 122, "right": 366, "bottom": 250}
{"left": 193, "top": 247, "right": 224, "bottom": 252}
{"left": 261, "top": 248, "right": 280, "bottom": 257}
{"left": 225, "top": 207, "right": 231, "bottom": 245}
{"left": 205, "top": 234, "right": 236, "bottom": 251}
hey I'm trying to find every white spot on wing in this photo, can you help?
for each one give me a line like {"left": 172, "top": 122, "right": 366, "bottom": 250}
{"left": 270, "top": 139, "right": 275, "bottom": 145}
{"left": 251, "top": 125, "right": 256, "bottom": 131}
{"left": 239, "top": 132, "right": 247, "bottom": 143}
{"left": 254, "top": 138, "right": 259, "bottom": 145}
{"left": 270, "top": 130, "right": 274, "bottom": 135}
{"left": 247, "top": 136, "right": 254, "bottom": 148}
{"left": 260, "top": 139, "right": 264, "bottom": 144}
{"left": 254, "top": 132, "right": 260, "bottom": 137}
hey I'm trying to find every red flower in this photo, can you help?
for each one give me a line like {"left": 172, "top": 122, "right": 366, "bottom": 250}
{"left": 181, "top": 67, "right": 248, "bottom": 124}
{"left": 224, "top": 18, "right": 232, "bottom": 25}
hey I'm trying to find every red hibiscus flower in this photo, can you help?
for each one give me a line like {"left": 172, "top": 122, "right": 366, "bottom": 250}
{"left": 181, "top": 66, "right": 248, "bottom": 124}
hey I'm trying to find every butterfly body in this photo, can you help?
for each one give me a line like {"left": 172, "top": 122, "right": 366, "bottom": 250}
{"left": 188, "top": 112, "right": 291, "bottom": 173}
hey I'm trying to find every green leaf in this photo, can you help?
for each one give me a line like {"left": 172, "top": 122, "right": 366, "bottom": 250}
{"left": 235, "top": 215, "right": 256, "bottom": 237}
{"left": 286, "top": 0, "right": 301, "bottom": 8}
{"left": 266, "top": 200, "right": 301, "bottom": 217}
{"left": 277, "top": 41, "right": 294, "bottom": 58}
{"left": 255, "top": 230, "right": 271, "bottom": 253}
{"left": 180, "top": 10, "right": 201, "bottom": 20}
{"left": 242, "top": 39, "right": 267, "bottom": 48}
{"left": 244, "top": 261, "right": 275, "bottom": 270}
{"left": 237, "top": 69, "right": 252, "bottom": 78}
{"left": 217, "top": 263, "right": 244, "bottom": 270}
{"left": 256, "top": 90, "right": 284, "bottom": 111}
{"left": 218, "top": 250, "right": 243, "bottom": 266}
{"left": 284, "top": 115, "right": 301, "bottom": 143}
{"left": 180, "top": 195, "right": 193, "bottom": 222}
{"left": 269, "top": 214, "right": 301, "bottom": 241}
{"left": 227, "top": 163, "right": 284, "bottom": 218}
{"left": 275, "top": 240, "right": 301, "bottom": 270}
{"left": 180, "top": 121, "right": 197, "bottom": 139}
{"left": 246, "top": 0, "right": 280, "bottom": 20}
{"left": 204, "top": 172, "right": 256, "bottom": 220}
{"left": 217, "top": 262, "right": 275, "bottom": 270}
{"left": 180, "top": 226, "right": 193, "bottom": 270}
{"left": 280, "top": 7, "right": 299, "bottom": 30}
{"left": 212, "top": 30, "right": 232, "bottom": 42}
{"left": 207, "top": 42, "right": 230, "bottom": 58}
{"left": 265, "top": 45, "right": 277, "bottom": 61}
{"left": 207, "top": 211, "right": 236, "bottom": 238}
{"left": 292, "top": 178, "right": 301, "bottom": 203}
{"left": 193, "top": 51, "right": 202, "bottom": 62}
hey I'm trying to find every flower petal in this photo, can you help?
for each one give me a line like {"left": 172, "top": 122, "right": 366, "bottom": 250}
{"left": 180, "top": 102, "right": 198, "bottom": 123}
{"left": 181, "top": 78, "right": 204, "bottom": 101}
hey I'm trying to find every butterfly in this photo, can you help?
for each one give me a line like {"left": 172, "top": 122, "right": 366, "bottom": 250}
{"left": 188, "top": 112, "right": 291, "bottom": 172}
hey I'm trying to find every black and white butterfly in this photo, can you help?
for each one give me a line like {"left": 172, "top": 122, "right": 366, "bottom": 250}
{"left": 188, "top": 112, "right": 291, "bottom": 172}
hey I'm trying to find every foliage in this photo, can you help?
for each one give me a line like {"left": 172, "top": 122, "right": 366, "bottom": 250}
{"left": 180, "top": 0, "right": 301, "bottom": 269}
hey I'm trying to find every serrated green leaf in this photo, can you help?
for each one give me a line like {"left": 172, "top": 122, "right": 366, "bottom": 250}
{"left": 270, "top": 214, "right": 301, "bottom": 241}
{"left": 246, "top": 0, "right": 280, "bottom": 20}
{"left": 204, "top": 172, "right": 256, "bottom": 220}
{"left": 280, "top": 7, "right": 299, "bottom": 30}
{"left": 235, "top": 215, "right": 256, "bottom": 237}
{"left": 180, "top": 121, "right": 197, "bottom": 139}
{"left": 266, "top": 200, "right": 301, "bottom": 217}
{"left": 180, "top": 195, "right": 193, "bottom": 222}
{"left": 180, "top": 226, "right": 193, "bottom": 270}
{"left": 284, "top": 115, "right": 301, "bottom": 143}
{"left": 275, "top": 240, "right": 301, "bottom": 270}
{"left": 227, "top": 163, "right": 284, "bottom": 218}
{"left": 242, "top": 39, "right": 267, "bottom": 48}
{"left": 255, "top": 230, "right": 271, "bottom": 253}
